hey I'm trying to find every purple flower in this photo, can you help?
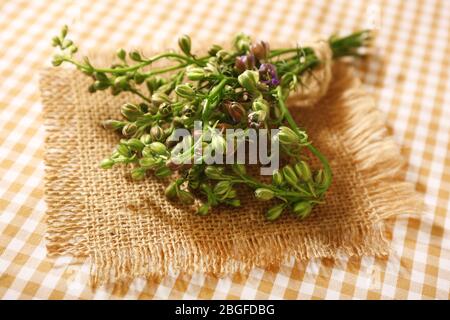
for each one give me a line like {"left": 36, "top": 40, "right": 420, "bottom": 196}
{"left": 259, "top": 63, "right": 280, "bottom": 87}
{"left": 235, "top": 54, "right": 255, "bottom": 73}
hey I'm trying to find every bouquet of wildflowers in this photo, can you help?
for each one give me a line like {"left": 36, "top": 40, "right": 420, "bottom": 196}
{"left": 51, "top": 26, "right": 371, "bottom": 220}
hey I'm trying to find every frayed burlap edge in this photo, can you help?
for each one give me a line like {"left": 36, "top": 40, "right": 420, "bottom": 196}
{"left": 40, "top": 61, "right": 423, "bottom": 286}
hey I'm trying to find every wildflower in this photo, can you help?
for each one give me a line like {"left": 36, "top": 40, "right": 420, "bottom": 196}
{"left": 234, "top": 54, "right": 255, "bottom": 73}
{"left": 259, "top": 63, "right": 280, "bottom": 87}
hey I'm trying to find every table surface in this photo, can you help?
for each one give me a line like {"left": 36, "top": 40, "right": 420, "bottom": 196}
{"left": 0, "top": 0, "right": 449, "bottom": 299}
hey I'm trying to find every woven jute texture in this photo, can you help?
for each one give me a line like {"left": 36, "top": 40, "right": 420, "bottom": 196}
{"left": 40, "top": 61, "right": 422, "bottom": 285}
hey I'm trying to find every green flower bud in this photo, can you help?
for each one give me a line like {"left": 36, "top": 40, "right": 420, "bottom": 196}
{"left": 225, "top": 189, "right": 237, "bottom": 199}
{"left": 139, "top": 157, "right": 157, "bottom": 169}
{"left": 146, "top": 77, "right": 165, "bottom": 94}
{"left": 272, "top": 169, "right": 284, "bottom": 186}
{"left": 122, "top": 123, "right": 138, "bottom": 137}
{"left": 165, "top": 181, "right": 179, "bottom": 199}
{"left": 142, "top": 146, "right": 152, "bottom": 158}
{"left": 177, "top": 189, "right": 194, "bottom": 204}
{"left": 94, "top": 80, "right": 109, "bottom": 91}
{"left": 314, "top": 169, "right": 324, "bottom": 185}
{"left": 129, "top": 51, "right": 142, "bottom": 61}
{"left": 51, "top": 36, "right": 61, "bottom": 47}
{"left": 292, "top": 201, "right": 312, "bottom": 219}
{"left": 216, "top": 50, "right": 232, "bottom": 62}
{"left": 208, "top": 44, "right": 223, "bottom": 56}
{"left": 155, "top": 166, "right": 172, "bottom": 178}
{"left": 114, "top": 76, "right": 128, "bottom": 89}
{"left": 51, "top": 54, "right": 64, "bottom": 67}
{"left": 266, "top": 204, "right": 284, "bottom": 221}
{"left": 140, "top": 133, "right": 152, "bottom": 145}
{"left": 238, "top": 70, "right": 260, "bottom": 94}
{"left": 226, "top": 199, "right": 241, "bottom": 207}
{"left": 121, "top": 103, "right": 143, "bottom": 121}
{"left": 294, "top": 161, "right": 312, "bottom": 181}
{"left": 214, "top": 181, "right": 232, "bottom": 196}
{"left": 100, "top": 158, "right": 114, "bottom": 169}
{"left": 61, "top": 25, "right": 68, "bottom": 38}
{"left": 282, "top": 165, "right": 298, "bottom": 187}
{"left": 131, "top": 167, "right": 146, "bottom": 180}
{"left": 204, "top": 166, "right": 226, "bottom": 180}
{"left": 197, "top": 203, "right": 210, "bottom": 215}
{"left": 151, "top": 92, "right": 170, "bottom": 107}
{"left": 278, "top": 126, "right": 298, "bottom": 145}
{"left": 127, "top": 138, "right": 145, "bottom": 152}
{"left": 134, "top": 72, "right": 146, "bottom": 84}
{"left": 102, "top": 119, "right": 125, "bottom": 131}
{"left": 117, "top": 48, "right": 126, "bottom": 60}
{"left": 254, "top": 188, "right": 275, "bottom": 201}
{"left": 149, "top": 141, "right": 168, "bottom": 156}
{"left": 117, "top": 144, "right": 131, "bottom": 157}
{"left": 178, "top": 34, "right": 192, "bottom": 56}
{"left": 150, "top": 125, "right": 164, "bottom": 141}
{"left": 175, "top": 84, "right": 195, "bottom": 99}
{"left": 233, "top": 33, "right": 251, "bottom": 52}
{"left": 252, "top": 97, "right": 270, "bottom": 114}
{"left": 186, "top": 66, "right": 206, "bottom": 81}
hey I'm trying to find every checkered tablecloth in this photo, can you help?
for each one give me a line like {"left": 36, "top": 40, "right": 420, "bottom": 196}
{"left": 0, "top": 0, "right": 449, "bottom": 300}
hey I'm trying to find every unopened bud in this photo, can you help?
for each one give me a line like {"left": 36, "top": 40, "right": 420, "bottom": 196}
{"left": 117, "top": 144, "right": 131, "bottom": 157}
{"left": 254, "top": 188, "right": 275, "bottom": 201}
{"left": 175, "top": 84, "right": 195, "bottom": 99}
{"left": 102, "top": 119, "right": 125, "bottom": 131}
{"left": 131, "top": 167, "right": 146, "bottom": 180}
{"left": 278, "top": 126, "right": 298, "bottom": 145}
{"left": 238, "top": 70, "right": 260, "bottom": 94}
{"left": 295, "top": 161, "right": 312, "bottom": 181}
{"left": 293, "top": 201, "right": 312, "bottom": 219}
{"left": 149, "top": 141, "right": 168, "bottom": 156}
{"left": 178, "top": 34, "right": 192, "bottom": 56}
{"left": 197, "top": 203, "right": 210, "bottom": 215}
{"left": 224, "top": 101, "right": 246, "bottom": 124}
{"left": 151, "top": 92, "right": 170, "bottom": 107}
{"left": 251, "top": 40, "right": 270, "bottom": 60}
{"left": 155, "top": 166, "right": 172, "bottom": 178}
{"left": 165, "top": 181, "right": 179, "bottom": 199}
{"left": 127, "top": 138, "right": 145, "bottom": 152}
{"left": 214, "top": 181, "right": 232, "bottom": 196}
{"left": 252, "top": 97, "right": 270, "bottom": 114}
{"left": 177, "top": 189, "right": 194, "bottom": 204}
{"left": 140, "top": 133, "right": 152, "bottom": 145}
{"left": 282, "top": 165, "right": 298, "bottom": 186}
{"left": 121, "top": 103, "right": 143, "bottom": 121}
{"left": 186, "top": 66, "right": 206, "bottom": 81}
{"left": 100, "top": 158, "right": 114, "bottom": 169}
{"left": 266, "top": 204, "right": 284, "bottom": 221}
{"left": 272, "top": 169, "right": 284, "bottom": 186}
{"left": 122, "top": 123, "right": 138, "bottom": 137}
{"left": 150, "top": 125, "right": 164, "bottom": 141}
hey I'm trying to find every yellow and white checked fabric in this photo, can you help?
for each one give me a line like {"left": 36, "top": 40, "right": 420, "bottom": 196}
{"left": 0, "top": 0, "right": 449, "bottom": 299}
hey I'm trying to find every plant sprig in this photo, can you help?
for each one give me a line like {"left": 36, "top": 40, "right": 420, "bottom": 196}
{"left": 52, "top": 26, "right": 372, "bottom": 220}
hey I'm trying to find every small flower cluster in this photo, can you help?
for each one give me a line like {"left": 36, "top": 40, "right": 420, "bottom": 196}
{"left": 51, "top": 26, "right": 372, "bottom": 220}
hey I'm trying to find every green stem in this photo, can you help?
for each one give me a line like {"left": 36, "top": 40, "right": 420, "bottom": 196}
{"left": 275, "top": 86, "right": 332, "bottom": 194}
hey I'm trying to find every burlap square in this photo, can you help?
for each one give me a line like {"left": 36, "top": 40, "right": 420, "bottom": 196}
{"left": 40, "top": 61, "right": 422, "bottom": 285}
